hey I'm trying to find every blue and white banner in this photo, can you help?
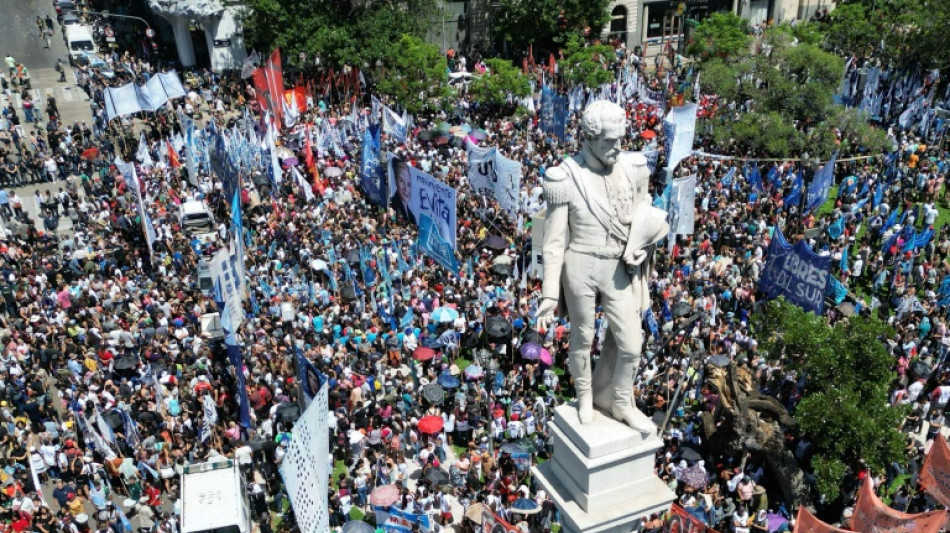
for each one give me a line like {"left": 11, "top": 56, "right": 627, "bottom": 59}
{"left": 409, "top": 166, "right": 457, "bottom": 249}
{"left": 758, "top": 226, "right": 831, "bottom": 315}
{"left": 360, "top": 124, "right": 387, "bottom": 205}
{"left": 388, "top": 155, "right": 457, "bottom": 248}
{"left": 374, "top": 506, "right": 432, "bottom": 533}
{"left": 383, "top": 105, "right": 407, "bottom": 144}
{"left": 466, "top": 141, "right": 521, "bottom": 220}
{"left": 669, "top": 174, "right": 696, "bottom": 236}
{"left": 663, "top": 103, "right": 698, "bottom": 171}
{"left": 805, "top": 152, "right": 837, "bottom": 213}
{"left": 643, "top": 150, "right": 660, "bottom": 176}
{"left": 211, "top": 248, "right": 245, "bottom": 331}
{"left": 418, "top": 212, "right": 460, "bottom": 273}
{"left": 540, "top": 85, "right": 566, "bottom": 140}
{"left": 114, "top": 158, "right": 156, "bottom": 257}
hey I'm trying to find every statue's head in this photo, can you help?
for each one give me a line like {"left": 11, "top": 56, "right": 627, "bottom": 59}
{"left": 581, "top": 101, "right": 627, "bottom": 168}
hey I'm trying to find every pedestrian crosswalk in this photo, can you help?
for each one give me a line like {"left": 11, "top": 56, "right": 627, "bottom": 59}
{"left": 2, "top": 85, "right": 89, "bottom": 108}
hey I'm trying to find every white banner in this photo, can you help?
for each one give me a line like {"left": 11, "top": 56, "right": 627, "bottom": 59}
{"left": 530, "top": 211, "right": 545, "bottom": 279}
{"left": 211, "top": 248, "right": 245, "bottom": 332}
{"left": 280, "top": 381, "right": 329, "bottom": 533}
{"left": 663, "top": 104, "right": 698, "bottom": 171}
{"left": 669, "top": 174, "right": 696, "bottom": 236}
{"left": 103, "top": 70, "right": 187, "bottom": 121}
{"left": 467, "top": 142, "right": 522, "bottom": 220}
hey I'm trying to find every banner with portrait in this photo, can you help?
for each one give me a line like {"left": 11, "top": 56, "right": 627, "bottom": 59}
{"left": 388, "top": 155, "right": 458, "bottom": 271}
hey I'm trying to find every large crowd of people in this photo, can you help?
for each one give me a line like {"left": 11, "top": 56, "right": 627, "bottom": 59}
{"left": 0, "top": 3, "right": 949, "bottom": 533}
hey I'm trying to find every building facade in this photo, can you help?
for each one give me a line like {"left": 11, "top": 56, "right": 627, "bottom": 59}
{"left": 145, "top": 0, "right": 247, "bottom": 72}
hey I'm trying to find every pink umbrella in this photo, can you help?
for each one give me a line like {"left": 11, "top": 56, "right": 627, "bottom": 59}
{"left": 370, "top": 484, "right": 400, "bottom": 507}
{"left": 539, "top": 348, "right": 552, "bottom": 366}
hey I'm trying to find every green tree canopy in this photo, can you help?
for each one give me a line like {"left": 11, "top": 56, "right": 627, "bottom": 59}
{"left": 494, "top": 0, "right": 610, "bottom": 55}
{"left": 696, "top": 27, "right": 889, "bottom": 159}
{"left": 242, "top": 0, "right": 436, "bottom": 68}
{"left": 686, "top": 12, "right": 751, "bottom": 60}
{"left": 820, "top": 0, "right": 950, "bottom": 70}
{"left": 375, "top": 35, "right": 450, "bottom": 115}
{"left": 560, "top": 33, "right": 616, "bottom": 88}
{"left": 756, "top": 300, "right": 906, "bottom": 500}
{"left": 468, "top": 58, "right": 531, "bottom": 111}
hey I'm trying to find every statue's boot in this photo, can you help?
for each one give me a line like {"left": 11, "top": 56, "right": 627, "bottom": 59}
{"left": 609, "top": 350, "right": 654, "bottom": 435}
{"left": 569, "top": 354, "right": 594, "bottom": 424}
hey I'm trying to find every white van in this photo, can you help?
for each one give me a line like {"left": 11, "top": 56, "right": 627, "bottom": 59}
{"left": 180, "top": 461, "right": 251, "bottom": 533}
{"left": 180, "top": 200, "right": 216, "bottom": 234}
{"left": 65, "top": 26, "right": 97, "bottom": 64}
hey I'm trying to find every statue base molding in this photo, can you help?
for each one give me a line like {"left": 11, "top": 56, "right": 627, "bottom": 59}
{"left": 532, "top": 403, "right": 675, "bottom": 533}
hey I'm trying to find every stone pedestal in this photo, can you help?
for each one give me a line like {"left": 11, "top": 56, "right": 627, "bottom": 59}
{"left": 532, "top": 403, "right": 675, "bottom": 533}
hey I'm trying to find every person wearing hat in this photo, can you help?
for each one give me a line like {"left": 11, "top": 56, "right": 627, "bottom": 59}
{"left": 751, "top": 510, "right": 769, "bottom": 533}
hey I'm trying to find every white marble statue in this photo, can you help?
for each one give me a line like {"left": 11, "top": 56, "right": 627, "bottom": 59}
{"left": 535, "top": 100, "right": 669, "bottom": 434}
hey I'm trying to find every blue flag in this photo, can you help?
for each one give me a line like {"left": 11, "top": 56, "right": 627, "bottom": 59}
{"left": 767, "top": 165, "right": 781, "bottom": 188}
{"left": 806, "top": 152, "right": 837, "bottom": 213}
{"left": 759, "top": 226, "right": 831, "bottom": 314}
{"left": 873, "top": 185, "right": 884, "bottom": 208}
{"left": 784, "top": 172, "right": 804, "bottom": 208}
{"left": 294, "top": 345, "right": 325, "bottom": 407}
{"left": 825, "top": 275, "right": 848, "bottom": 305}
{"left": 840, "top": 247, "right": 849, "bottom": 272}
{"left": 828, "top": 217, "right": 845, "bottom": 240}
{"left": 746, "top": 162, "right": 762, "bottom": 190}
{"left": 360, "top": 124, "right": 387, "bottom": 205}
{"left": 400, "top": 308, "right": 414, "bottom": 330}
{"left": 915, "top": 229, "right": 934, "bottom": 249}
{"left": 540, "top": 85, "right": 567, "bottom": 140}
{"left": 644, "top": 308, "right": 659, "bottom": 338}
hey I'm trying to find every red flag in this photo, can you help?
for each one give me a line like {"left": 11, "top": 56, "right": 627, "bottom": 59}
{"left": 166, "top": 141, "right": 181, "bottom": 168}
{"left": 252, "top": 67, "right": 270, "bottom": 115}
{"left": 304, "top": 126, "right": 324, "bottom": 196}
{"left": 548, "top": 53, "right": 556, "bottom": 75}
{"left": 265, "top": 49, "right": 284, "bottom": 125}
{"left": 528, "top": 44, "right": 536, "bottom": 71}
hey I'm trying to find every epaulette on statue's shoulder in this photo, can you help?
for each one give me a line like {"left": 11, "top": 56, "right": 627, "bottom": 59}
{"left": 542, "top": 164, "right": 571, "bottom": 205}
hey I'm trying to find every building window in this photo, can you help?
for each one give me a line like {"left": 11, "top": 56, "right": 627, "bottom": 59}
{"left": 609, "top": 5, "right": 628, "bottom": 40}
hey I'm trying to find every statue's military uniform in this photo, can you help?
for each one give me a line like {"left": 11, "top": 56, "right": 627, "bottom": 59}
{"left": 541, "top": 150, "right": 652, "bottom": 426}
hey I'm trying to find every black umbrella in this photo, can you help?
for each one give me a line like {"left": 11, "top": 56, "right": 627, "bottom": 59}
{"left": 672, "top": 301, "right": 691, "bottom": 318}
{"left": 707, "top": 355, "right": 731, "bottom": 367}
{"left": 276, "top": 403, "right": 301, "bottom": 425}
{"left": 102, "top": 410, "right": 124, "bottom": 433}
{"left": 499, "top": 442, "right": 529, "bottom": 454}
{"left": 424, "top": 467, "right": 450, "bottom": 485}
{"left": 247, "top": 438, "right": 267, "bottom": 452}
{"left": 485, "top": 316, "right": 512, "bottom": 340}
{"left": 521, "top": 330, "right": 542, "bottom": 345}
{"left": 678, "top": 445, "right": 702, "bottom": 463}
{"left": 345, "top": 249, "right": 360, "bottom": 264}
{"left": 417, "top": 130, "right": 435, "bottom": 141}
{"left": 422, "top": 384, "right": 445, "bottom": 404}
{"left": 340, "top": 285, "right": 357, "bottom": 300}
{"left": 113, "top": 356, "right": 139, "bottom": 370}
{"left": 651, "top": 411, "right": 666, "bottom": 426}
{"left": 481, "top": 235, "right": 507, "bottom": 251}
